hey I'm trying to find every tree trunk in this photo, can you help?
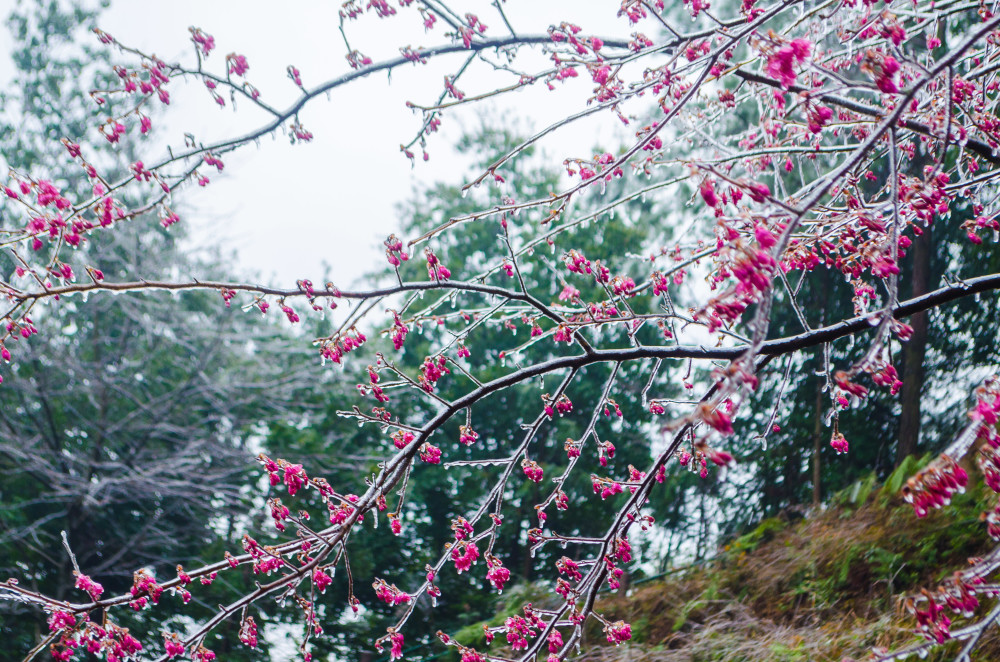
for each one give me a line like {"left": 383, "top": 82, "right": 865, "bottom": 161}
{"left": 897, "top": 222, "right": 931, "bottom": 465}
{"left": 812, "top": 375, "right": 823, "bottom": 507}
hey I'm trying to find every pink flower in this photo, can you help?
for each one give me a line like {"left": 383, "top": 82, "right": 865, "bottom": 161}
{"left": 522, "top": 459, "right": 544, "bottom": 483}
{"left": 393, "top": 430, "right": 415, "bottom": 449}
{"left": 419, "top": 443, "right": 442, "bottom": 464}
{"left": 699, "top": 403, "right": 734, "bottom": 434}
{"left": 558, "top": 284, "right": 580, "bottom": 301}
{"left": 190, "top": 27, "right": 215, "bottom": 55}
{"left": 459, "top": 425, "right": 479, "bottom": 446}
{"left": 606, "top": 621, "right": 632, "bottom": 644}
{"left": 557, "top": 557, "right": 582, "bottom": 581}
{"left": 284, "top": 463, "right": 308, "bottom": 495}
{"left": 227, "top": 53, "right": 250, "bottom": 76}
{"left": 747, "top": 181, "right": 770, "bottom": 203}
{"left": 313, "top": 568, "right": 333, "bottom": 592}
{"left": 104, "top": 122, "right": 126, "bottom": 143}
{"left": 754, "top": 223, "right": 777, "bottom": 249}
{"left": 389, "top": 632, "right": 404, "bottom": 661}
{"left": 451, "top": 541, "right": 480, "bottom": 573}
{"left": 830, "top": 432, "right": 849, "bottom": 454}
{"left": 75, "top": 573, "right": 104, "bottom": 601}
{"left": 486, "top": 558, "right": 510, "bottom": 591}
{"left": 708, "top": 448, "right": 734, "bottom": 466}
{"left": 164, "top": 635, "right": 185, "bottom": 658}
{"left": 373, "top": 579, "right": 412, "bottom": 605}
{"left": 766, "top": 39, "right": 811, "bottom": 88}
{"left": 700, "top": 180, "right": 719, "bottom": 207}
{"left": 47, "top": 611, "right": 75, "bottom": 632}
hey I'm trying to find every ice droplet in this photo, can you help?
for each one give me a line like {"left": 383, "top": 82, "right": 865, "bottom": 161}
{"left": 431, "top": 596, "right": 437, "bottom": 607}
{"left": 461, "top": 188, "right": 468, "bottom": 198}
{"left": 760, "top": 436, "right": 768, "bottom": 451}
{"left": 529, "top": 548, "right": 536, "bottom": 558}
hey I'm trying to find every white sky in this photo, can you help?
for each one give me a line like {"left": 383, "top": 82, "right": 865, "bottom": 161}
{"left": 1, "top": 1, "right": 635, "bottom": 289}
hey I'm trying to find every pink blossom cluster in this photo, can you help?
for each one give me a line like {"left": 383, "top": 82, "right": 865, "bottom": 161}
{"left": 503, "top": 605, "right": 544, "bottom": 650}
{"left": 563, "top": 249, "right": 592, "bottom": 275}
{"left": 605, "top": 620, "right": 632, "bottom": 645}
{"left": 268, "top": 499, "right": 291, "bottom": 531}
{"left": 765, "top": 38, "right": 812, "bottom": 88}
{"left": 963, "top": 213, "right": 1000, "bottom": 245}
{"left": 393, "top": 430, "right": 416, "bottom": 449}
{"left": 379, "top": 236, "right": 409, "bottom": 267}
{"left": 425, "top": 248, "right": 451, "bottom": 280}
{"left": 164, "top": 634, "right": 185, "bottom": 658}
{"left": 262, "top": 458, "right": 309, "bottom": 496}
{"left": 451, "top": 541, "right": 480, "bottom": 573}
{"left": 129, "top": 569, "right": 163, "bottom": 610}
{"left": 902, "top": 455, "right": 969, "bottom": 518}
{"left": 452, "top": 517, "right": 474, "bottom": 540}
{"left": 419, "top": 355, "right": 450, "bottom": 392}
{"left": 485, "top": 557, "right": 510, "bottom": 591}
{"left": 390, "top": 313, "right": 409, "bottom": 350}
{"left": 48, "top": 611, "right": 76, "bottom": 632}
{"left": 238, "top": 616, "right": 258, "bottom": 648}
{"left": 598, "top": 441, "right": 615, "bottom": 467}
{"left": 592, "top": 477, "right": 624, "bottom": 500}
{"left": 74, "top": 573, "right": 104, "bottom": 601}
{"left": 373, "top": 579, "right": 412, "bottom": 605}
{"left": 227, "top": 53, "right": 250, "bottom": 76}
{"left": 189, "top": 27, "right": 215, "bottom": 56}
{"left": 320, "top": 328, "right": 367, "bottom": 365}
{"left": 458, "top": 425, "right": 479, "bottom": 446}
{"left": 543, "top": 394, "right": 573, "bottom": 418}
{"left": 419, "top": 443, "right": 442, "bottom": 464}
{"left": 522, "top": 459, "right": 544, "bottom": 483}
{"left": 701, "top": 242, "right": 777, "bottom": 333}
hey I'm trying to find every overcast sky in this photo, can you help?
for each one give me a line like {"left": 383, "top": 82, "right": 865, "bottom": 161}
{"left": 0, "top": 1, "right": 634, "bottom": 289}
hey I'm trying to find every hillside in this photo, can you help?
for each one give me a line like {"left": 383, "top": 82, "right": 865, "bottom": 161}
{"left": 445, "top": 460, "right": 1000, "bottom": 662}
{"left": 588, "top": 465, "right": 998, "bottom": 661}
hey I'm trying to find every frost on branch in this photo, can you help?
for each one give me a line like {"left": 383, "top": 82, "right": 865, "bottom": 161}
{"left": 4, "top": 0, "right": 1000, "bottom": 660}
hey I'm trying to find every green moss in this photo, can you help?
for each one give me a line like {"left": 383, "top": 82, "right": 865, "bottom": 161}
{"left": 726, "top": 516, "right": 787, "bottom": 556}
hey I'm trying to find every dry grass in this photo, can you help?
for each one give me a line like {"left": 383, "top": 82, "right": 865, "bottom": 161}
{"left": 586, "top": 483, "right": 997, "bottom": 662}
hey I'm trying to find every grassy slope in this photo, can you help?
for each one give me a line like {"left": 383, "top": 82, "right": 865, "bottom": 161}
{"left": 589, "top": 469, "right": 999, "bottom": 661}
